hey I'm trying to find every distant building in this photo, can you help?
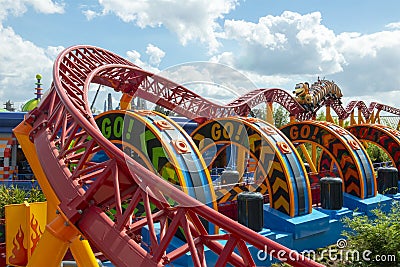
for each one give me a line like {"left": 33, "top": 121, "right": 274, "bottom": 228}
{"left": 4, "top": 100, "right": 15, "bottom": 112}
{"left": 107, "top": 93, "right": 112, "bottom": 111}
{"left": 130, "top": 97, "right": 147, "bottom": 110}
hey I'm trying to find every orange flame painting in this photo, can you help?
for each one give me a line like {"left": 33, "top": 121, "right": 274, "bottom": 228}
{"left": 30, "top": 214, "right": 44, "bottom": 254}
{"left": 8, "top": 225, "right": 28, "bottom": 266}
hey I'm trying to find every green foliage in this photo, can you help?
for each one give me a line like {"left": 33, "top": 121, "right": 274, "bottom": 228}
{"left": 250, "top": 104, "right": 289, "bottom": 128}
{"left": 337, "top": 118, "right": 350, "bottom": 127}
{"left": 271, "top": 263, "right": 291, "bottom": 267}
{"left": 251, "top": 108, "right": 265, "bottom": 120}
{"left": 342, "top": 202, "right": 400, "bottom": 266}
{"left": 27, "top": 187, "right": 47, "bottom": 203}
{"left": 316, "top": 111, "right": 326, "bottom": 121}
{"left": 296, "top": 143, "right": 311, "bottom": 163}
{"left": 0, "top": 185, "right": 46, "bottom": 219}
{"left": 365, "top": 143, "right": 390, "bottom": 163}
{"left": 153, "top": 105, "right": 175, "bottom": 116}
{"left": 271, "top": 204, "right": 400, "bottom": 266}
{"left": 273, "top": 105, "right": 289, "bottom": 128}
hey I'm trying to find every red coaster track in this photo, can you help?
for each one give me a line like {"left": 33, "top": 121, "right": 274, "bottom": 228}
{"left": 123, "top": 67, "right": 400, "bottom": 121}
{"left": 49, "top": 43, "right": 397, "bottom": 122}
{"left": 23, "top": 45, "right": 323, "bottom": 266}
{"left": 292, "top": 80, "right": 400, "bottom": 121}
{"left": 96, "top": 65, "right": 307, "bottom": 120}
{"left": 331, "top": 100, "right": 400, "bottom": 120}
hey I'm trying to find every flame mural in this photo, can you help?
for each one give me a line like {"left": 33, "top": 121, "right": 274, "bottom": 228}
{"left": 6, "top": 202, "right": 47, "bottom": 266}
{"left": 8, "top": 225, "right": 28, "bottom": 266}
{"left": 30, "top": 214, "right": 44, "bottom": 254}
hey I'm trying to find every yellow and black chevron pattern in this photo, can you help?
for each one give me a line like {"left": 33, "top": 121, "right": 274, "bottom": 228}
{"left": 317, "top": 151, "right": 336, "bottom": 174}
{"left": 192, "top": 117, "right": 312, "bottom": 217}
{"left": 95, "top": 110, "right": 216, "bottom": 208}
{"left": 281, "top": 121, "right": 376, "bottom": 199}
{"left": 348, "top": 124, "right": 400, "bottom": 175}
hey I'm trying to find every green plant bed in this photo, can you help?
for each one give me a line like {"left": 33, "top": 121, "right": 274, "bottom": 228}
{"left": 0, "top": 185, "right": 46, "bottom": 218}
{"left": 0, "top": 185, "right": 46, "bottom": 243}
{"left": 271, "top": 203, "right": 400, "bottom": 266}
{"left": 341, "top": 202, "right": 400, "bottom": 267}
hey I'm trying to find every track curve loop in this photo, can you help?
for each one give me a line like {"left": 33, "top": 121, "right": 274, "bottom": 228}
{"left": 22, "top": 45, "right": 323, "bottom": 266}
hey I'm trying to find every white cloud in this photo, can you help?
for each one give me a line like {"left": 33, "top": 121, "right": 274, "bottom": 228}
{"left": 27, "top": 0, "right": 65, "bottom": 14}
{"left": 90, "top": 0, "right": 238, "bottom": 53}
{"left": 0, "top": 0, "right": 65, "bottom": 108}
{"left": 386, "top": 22, "right": 400, "bottom": 30}
{"left": 219, "top": 11, "right": 345, "bottom": 76}
{"left": 336, "top": 30, "right": 400, "bottom": 59}
{"left": 82, "top": 9, "right": 99, "bottom": 21}
{"left": 156, "top": 62, "right": 258, "bottom": 103}
{"left": 209, "top": 11, "right": 400, "bottom": 109}
{"left": 0, "top": 26, "right": 62, "bottom": 105}
{"left": 0, "top": 0, "right": 64, "bottom": 21}
{"left": 210, "top": 51, "right": 235, "bottom": 66}
{"left": 329, "top": 29, "right": 400, "bottom": 97}
{"left": 126, "top": 49, "right": 142, "bottom": 65}
{"left": 145, "top": 44, "right": 165, "bottom": 67}
{"left": 1, "top": 1, "right": 399, "bottom": 113}
{"left": 126, "top": 49, "right": 161, "bottom": 74}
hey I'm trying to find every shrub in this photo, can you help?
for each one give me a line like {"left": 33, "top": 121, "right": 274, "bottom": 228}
{"left": 0, "top": 185, "right": 46, "bottom": 219}
{"left": 342, "top": 202, "right": 400, "bottom": 266}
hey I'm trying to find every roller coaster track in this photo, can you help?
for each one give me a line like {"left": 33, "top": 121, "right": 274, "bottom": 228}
{"left": 290, "top": 80, "right": 400, "bottom": 121}
{"left": 19, "top": 45, "right": 323, "bottom": 266}
{"left": 43, "top": 43, "right": 396, "bottom": 123}
{"left": 225, "top": 88, "right": 306, "bottom": 117}
{"left": 331, "top": 100, "right": 400, "bottom": 120}
{"left": 133, "top": 69, "right": 400, "bottom": 122}
{"left": 115, "top": 67, "right": 308, "bottom": 120}
{"left": 223, "top": 79, "right": 399, "bottom": 122}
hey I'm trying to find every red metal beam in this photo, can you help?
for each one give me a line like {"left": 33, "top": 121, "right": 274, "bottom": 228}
{"left": 24, "top": 45, "right": 324, "bottom": 266}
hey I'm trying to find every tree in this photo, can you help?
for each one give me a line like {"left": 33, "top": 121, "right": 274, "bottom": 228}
{"left": 250, "top": 108, "right": 265, "bottom": 120}
{"left": 250, "top": 104, "right": 289, "bottom": 128}
{"left": 316, "top": 111, "right": 326, "bottom": 121}
{"left": 365, "top": 143, "right": 390, "bottom": 163}
{"left": 273, "top": 105, "right": 289, "bottom": 128}
{"left": 153, "top": 105, "right": 175, "bottom": 116}
{"left": 342, "top": 202, "right": 400, "bottom": 266}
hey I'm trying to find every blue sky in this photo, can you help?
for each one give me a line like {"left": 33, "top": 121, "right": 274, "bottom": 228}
{"left": 0, "top": 0, "right": 399, "bottom": 112}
